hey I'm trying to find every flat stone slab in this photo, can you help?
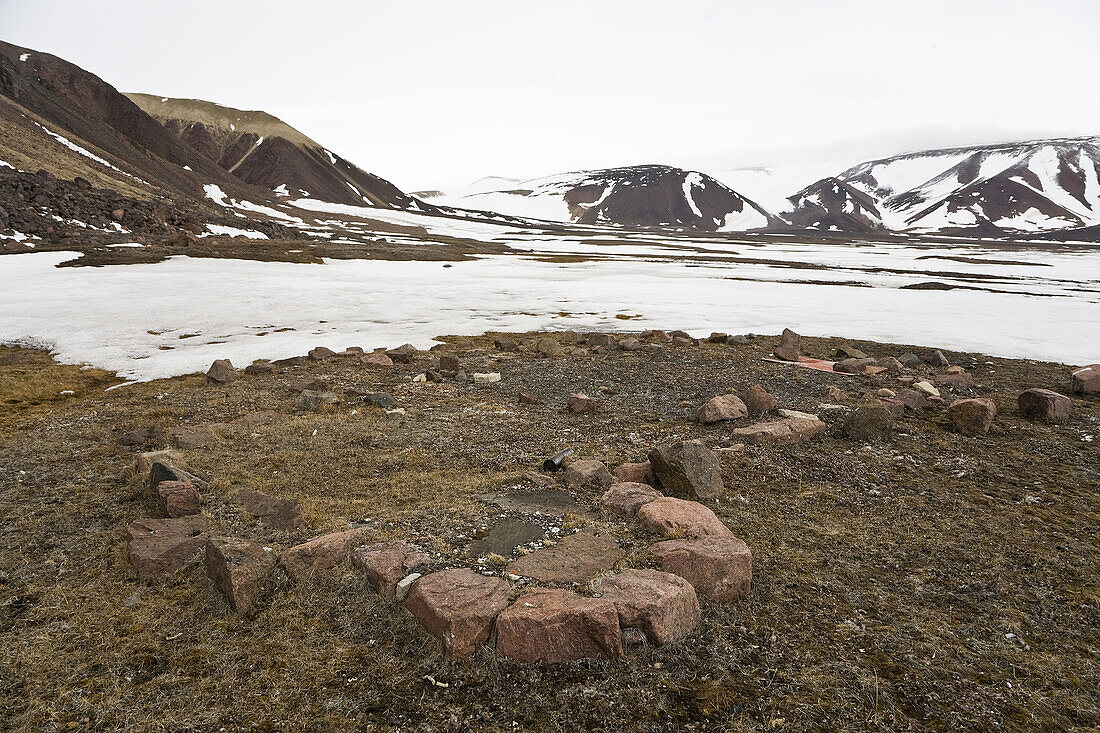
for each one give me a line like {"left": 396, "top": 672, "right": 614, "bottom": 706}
{"left": 476, "top": 489, "right": 581, "bottom": 516}
{"left": 495, "top": 588, "right": 623, "bottom": 663}
{"left": 403, "top": 568, "right": 511, "bottom": 659}
{"left": 126, "top": 514, "right": 208, "bottom": 581}
{"left": 595, "top": 569, "right": 700, "bottom": 646}
{"left": 651, "top": 536, "right": 753, "bottom": 604}
{"left": 467, "top": 519, "right": 546, "bottom": 558}
{"left": 231, "top": 488, "right": 304, "bottom": 530}
{"left": 731, "top": 417, "right": 826, "bottom": 446}
{"left": 507, "top": 527, "right": 624, "bottom": 584}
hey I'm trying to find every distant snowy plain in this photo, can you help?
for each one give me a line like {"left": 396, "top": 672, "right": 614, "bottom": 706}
{"left": 2, "top": 228, "right": 1097, "bottom": 381}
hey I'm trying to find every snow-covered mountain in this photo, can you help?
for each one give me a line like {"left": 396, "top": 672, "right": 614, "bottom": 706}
{"left": 787, "top": 138, "right": 1100, "bottom": 235}
{"left": 420, "top": 165, "right": 777, "bottom": 231}
{"left": 785, "top": 177, "right": 884, "bottom": 231}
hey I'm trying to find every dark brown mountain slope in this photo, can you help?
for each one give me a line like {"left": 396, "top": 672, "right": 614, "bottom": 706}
{"left": 0, "top": 40, "right": 240, "bottom": 200}
{"left": 127, "top": 94, "right": 424, "bottom": 209}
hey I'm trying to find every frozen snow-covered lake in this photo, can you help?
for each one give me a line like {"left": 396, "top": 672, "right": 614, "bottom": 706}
{"left": 1, "top": 238, "right": 1098, "bottom": 382}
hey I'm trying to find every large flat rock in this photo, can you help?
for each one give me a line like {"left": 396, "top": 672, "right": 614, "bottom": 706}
{"left": 495, "top": 588, "right": 623, "bottom": 663}
{"left": 507, "top": 527, "right": 624, "bottom": 584}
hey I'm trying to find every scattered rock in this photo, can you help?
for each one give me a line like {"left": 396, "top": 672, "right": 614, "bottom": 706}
{"left": 231, "top": 488, "right": 305, "bottom": 530}
{"left": 352, "top": 541, "right": 431, "bottom": 600}
{"left": 898, "top": 353, "right": 923, "bottom": 368}
{"left": 732, "top": 417, "right": 826, "bottom": 446}
{"left": 439, "top": 354, "right": 462, "bottom": 371}
{"left": 473, "top": 372, "right": 501, "bottom": 384}
{"left": 947, "top": 398, "right": 997, "bottom": 435}
{"left": 362, "top": 392, "right": 396, "bottom": 409}
{"left": 272, "top": 356, "right": 306, "bottom": 368}
{"left": 517, "top": 390, "right": 540, "bottom": 405}
{"left": 395, "top": 573, "right": 420, "bottom": 602}
{"left": 827, "top": 385, "right": 850, "bottom": 404}
{"left": 913, "top": 381, "right": 940, "bottom": 397}
{"left": 600, "top": 482, "right": 663, "bottom": 518}
{"left": 567, "top": 393, "right": 599, "bottom": 414}
{"left": 1018, "top": 388, "right": 1072, "bottom": 423}
{"left": 739, "top": 384, "right": 776, "bottom": 416}
{"left": 696, "top": 394, "right": 748, "bottom": 424}
{"left": 728, "top": 334, "right": 749, "bottom": 345}
{"left": 204, "top": 537, "right": 277, "bottom": 616}
{"left": 642, "top": 329, "right": 671, "bottom": 344}
{"left": 834, "top": 357, "right": 876, "bottom": 374}
{"left": 895, "top": 388, "right": 930, "bottom": 411}
{"left": 648, "top": 440, "right": 723, "bottom": 499}
{"left": 875, "top": 356, "right": 903, "bottom": 374}
{"left": 403, "top": 568, "right": 511, "bottom": 659}
{"left": 619, "top": 337, "right": 642, "bottom": 351}
{"left": 651, "top": 536, "right": 753, "bottom": 603}
{"left": 773, "top": 328, "right": 801, "bottom": 362}
{"left": 842, "top": 400, "right": 895, "bottom": 441}
{"left": 494, "top": 338, "right": 519, "bottom": 352}
{"left": 308, "top": 346, "right": 336, "bottom": 361}
{"left": 707, "top": 332, "right": 729, "bottom": 343}
{"left": 595, "top": 569, "right": 700, "bottom": 646}
{"left": 495, "top": 588, "right": 623, "bottom": 663}
{"left": 126, "top": 515, "right": 208, "bottom": 581}
{"left": 635, "top": 497, "right": 734, "bottom": 539}
{"left": 878, "top": 397, "right": 905, "bottom": 418}
{"left": 507, "top": 527, "right": 624, "bottom": 584}
{"left": 877, "top": 388, "right": 896, "bottom": 398}
{"left": 156, "top": 480, "right": 200, "bottom": 518}
{"left": 205, "top": 359, "right": 239, "bottom": 385}
{"left": 835, "top": 345, "right": 868, "bottom": 359}
{"left": 1070, "top": 364, "right": 1100, "bottom": 394}
{"left": 361, "top": 352, "right": 394, "bottom": 367}
{"left": 561, "top": 459, "right": 613, "bottom": 491}
{"left": 924, "top": 350, "right": 950, "bottom": 367}
{"left": 386, "top": 344, "right": 418, "bottom": 363}
{"left": 295, "top": 389, "right": 341, "bottom": 412}
{"left": 279, "top": 527, "right": 374, "bottom": 582}
{"left": 535, "top": 338, "right": 564, "bottom": 357}
{"left": 613, "top": 460, "right": 655, "bottom": 486}
{"left": 587, "top": 333, "right": 617, "bottom": 348}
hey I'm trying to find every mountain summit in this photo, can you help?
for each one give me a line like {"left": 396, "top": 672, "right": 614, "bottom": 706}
{"left": 126, "top": 93, "right": 421, "bottom": 210}
{"left": 422, "top": 164, "right": 777, "bottom": 231}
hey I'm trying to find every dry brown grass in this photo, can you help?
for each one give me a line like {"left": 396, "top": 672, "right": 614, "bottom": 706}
{"left": 1, "top": 333, "right": 1097, "bottom": 731}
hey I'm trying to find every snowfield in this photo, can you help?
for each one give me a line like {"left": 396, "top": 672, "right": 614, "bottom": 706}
{"left": 1, "top": 234, "right": 1096, "bottom": 381}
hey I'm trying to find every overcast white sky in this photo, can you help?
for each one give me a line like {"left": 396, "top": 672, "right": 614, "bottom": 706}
{"left": 1, "top": 0, "right": 1097, "bottom": 190}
